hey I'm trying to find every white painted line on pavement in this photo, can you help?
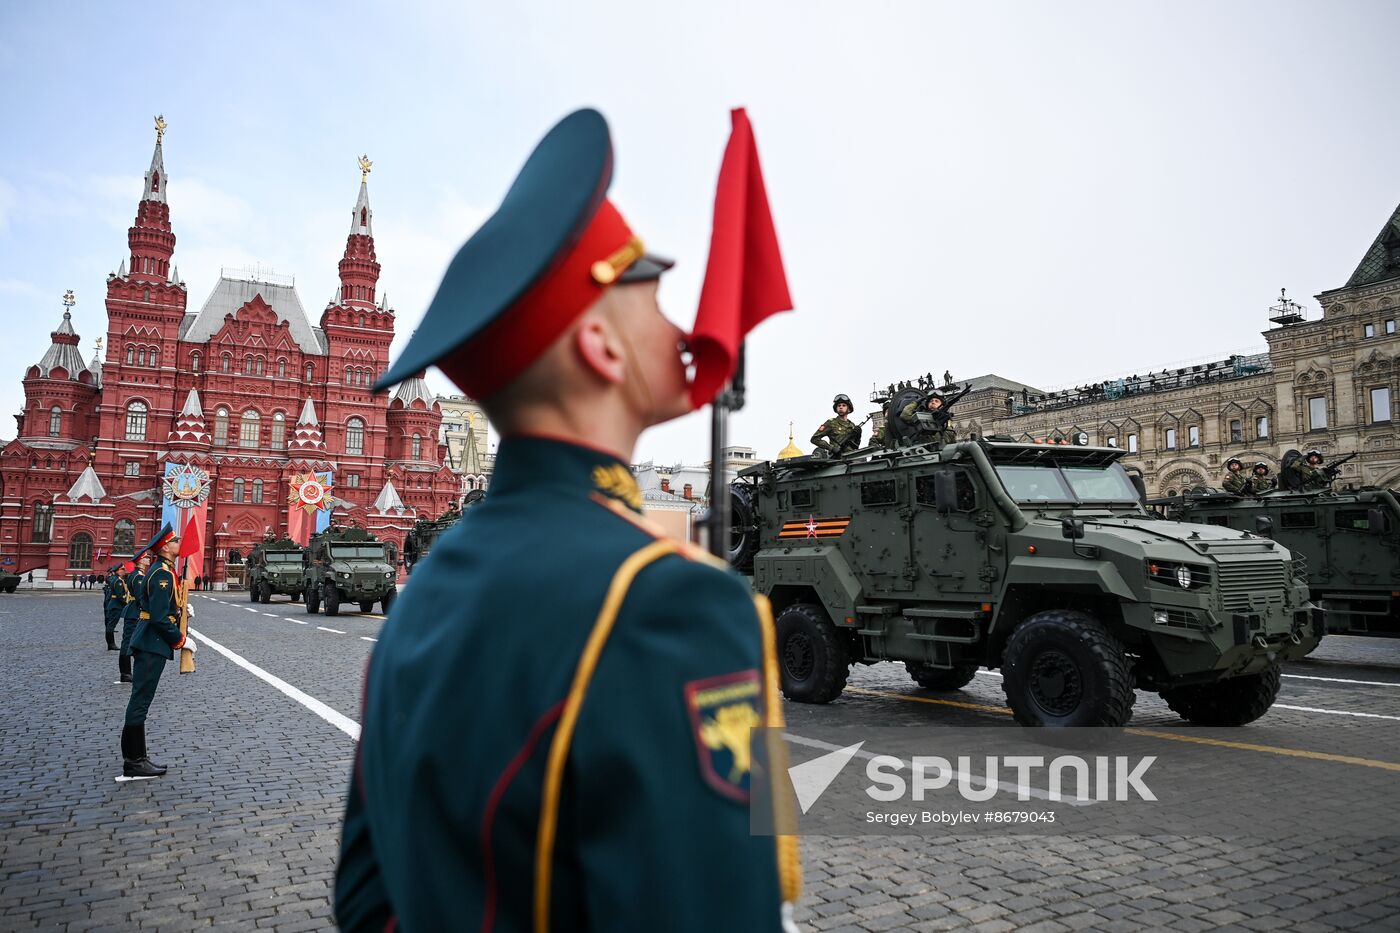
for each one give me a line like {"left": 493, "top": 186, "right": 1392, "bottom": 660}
{"left": 188, "top": 626, "right": 359, "bottom": 740}
{"left": 261, "top": 612, "right": 278, "bottom": 617}
{"left": 361, "top": 636, "right": 377, "bottom": 642}
{"left": 317, "top": 626, "right": 346, "bottom": 634}
{"left": 1274, "top": 704, "right": 1400, "bottom": 721}
{"left": 284, "top": 617, "right": 308, "bottom": 625}
{"left": 1283, "top": 674, "right": 1400, "bottom": 689}
{"left": 244, "top": 607, "right": 260, "bottom": 613}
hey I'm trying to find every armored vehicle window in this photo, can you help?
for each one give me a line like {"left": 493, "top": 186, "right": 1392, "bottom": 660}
{"left": 860, "top": 480, "right": 898, "bottom": 507}
{"left": 994, "top": 465, "right": 1074, "bottom": 503}
{"left": 266, "top": 552, "right": 301, "bottom": 562}
{"left": 331, "top": 545, "right": 388, "bottom": 559}
{"left": 790, "top": 488, "right": 814, "bottom": 509}
{"left": 1334, "top": 509, "right": 1370, "bottom": 531}
{"left": 1206, "top": 516, "right": 1233, "bottom": 528}
{"left": 1060, "top": 464, "right": 1140, "bottom": 503}
{"left": 915, "top": 471, "right": 978, "bottom": 511}
{"left": 1280, "top": 511, "right": 1317, "bottom": 529}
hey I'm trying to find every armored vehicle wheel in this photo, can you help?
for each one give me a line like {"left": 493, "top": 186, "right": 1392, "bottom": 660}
{"left": 359, "top": 601, "right": 375, "bottom": 613}
{"left": 259, "top": 582, "right": 272, "bottom": 603}
{"left": 305, "top": 585, "right": 320, "bottom": 614}
{"left": 248, "top": 583, "right": 257, "bottom": 602}
{"left": 1159, "top": 666, "right": 1281, "bottom": 726}
{"left": 1001, "top": 610, "right": 1135, "bottom": 727}
{"left": 775, "top": 603, "right": 849, "bottom": 704}
{"left": 381, "top": 588, "right": 396, "bottom": 614}
{"left": 324, "top": 586, "right": 341, "bottom": 616}
{"left": 727, "top": 485, "right": 760, "bottom": 574}
{"left": 3, "top": 581, "right": 15, "bottom": 593}
{"left": 906, "top": 661, "right": 979, "bottom": 692}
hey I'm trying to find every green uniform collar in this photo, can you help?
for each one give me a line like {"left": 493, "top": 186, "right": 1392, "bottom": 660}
{"left": 492, "top": 435, "right": 644, "bottom": 513}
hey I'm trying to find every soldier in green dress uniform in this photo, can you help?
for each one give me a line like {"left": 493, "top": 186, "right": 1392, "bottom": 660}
{"left": 336, "top": 109, "right": 798, "bottom": 933}
{"left": 119, "top": 525, "right": 195, "bottom": 778}
{"left": 811, "top": 393, "right": 862, "bottom": 455}
{"left": 102, "top": 566, "right": 122, "bottom": 651}
{"left": 1222, "top": 457, "right": 1249, "bottom": 494}
{"left": 117, "top": 553, "right": 151, "bottom": 684}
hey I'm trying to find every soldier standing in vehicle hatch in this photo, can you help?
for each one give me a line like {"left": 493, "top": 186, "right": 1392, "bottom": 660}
{"left": 811, "top": 394, "right": 862, "bottom": 456}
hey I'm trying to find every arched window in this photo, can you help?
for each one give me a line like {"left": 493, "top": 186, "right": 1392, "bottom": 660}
{"left": 136, "top": 348, "right": 146, "bottom": 367}
{"left": 243, "top": 355, "right": 253, "bottom": 374}
{"left": 305, "top": 363, "right": 314, "bottom": 382}
{"left": 232, "top": 478, "right": 245, "bottom": 503}
{"left": 31, "top": 503, "right": 53, "bottom": 543}
{"left": 69, "top": 532, "right": 93, "bottom": 570}
{"left": 344, "top": 365, "right": 352, "bottom": 384}
{"left": 240, "top": 409, "right": 261, "bottom": 448}
{"left": 151, "top": 170, "right": 159, "bottom": 192}
{"left": 251, "top": 479, "right": 264, "bottom": 504}
{"left": 125, "top": 345, "right": 134, "bottom": 365}
{"left": 125, "top": 401, "right": 147, "bottom": 441}
{"left": 222, "top": 353, "right": 231, "bottom": 373}
{"left": 271, "top": 411, "right": 286, "bottom": 448}
{"left": 191, "top": 352, "right": 201, "bottom": 373}
{"left": 255, "top": 357, "right": 265, "bottom": 375}
{"left": 346, "top": 417, "right": 365, "bottom": 456}
{"left": 277, "top": 358, "right": 286, "bottom": 378}
{"left": 114, "top": 519, "right": 136, "bottom": 555}
{"left": 214, "top": 408, "right": 229, "bottom": 446}
{"left": 411, "top": 432, "right": 422, "bottom": 459}
{"left": 49, "top": 406, "right": 61, "bottom": 437}
{"left": 359, "top": 315, "right": 366, "bottom": 327}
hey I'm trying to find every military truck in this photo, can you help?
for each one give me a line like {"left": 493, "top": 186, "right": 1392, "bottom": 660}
{"left": 403, "top": 491, "right": 483, "bottom": 574}
{"left": 303, "top": 526, "right": 399, "bottom": 616}
{"left": 0, "top": 570, "right": 19, "bottom": 593}
{"left": 248, "top": 537, "right": 306, "bottom": 604}
{"left": 1160, "top": 484, "right": 1400, "bottom": 643}
{"left": 728, "top": 437, "right": 1317, "bottom": 728}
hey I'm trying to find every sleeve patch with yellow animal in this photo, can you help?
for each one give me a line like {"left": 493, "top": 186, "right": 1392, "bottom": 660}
{"left": 684, "top": 670, "right": 762, "bottom": 802}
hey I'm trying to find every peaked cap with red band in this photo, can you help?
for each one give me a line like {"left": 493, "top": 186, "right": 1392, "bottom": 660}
{"left": 143, "top": 522, "right": 177, "bottom": 555}
{"left": 374, "top": 109, "right": 673, "bottom": 400}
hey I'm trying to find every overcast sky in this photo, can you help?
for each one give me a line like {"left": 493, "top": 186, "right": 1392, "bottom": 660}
{"left": 2, "top": 1, "right": 1397, "bottom": 466}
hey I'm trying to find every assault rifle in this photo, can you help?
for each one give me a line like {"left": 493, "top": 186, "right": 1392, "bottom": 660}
{"left": 1323, "top": 451, "right": 1358, "bottom": 479}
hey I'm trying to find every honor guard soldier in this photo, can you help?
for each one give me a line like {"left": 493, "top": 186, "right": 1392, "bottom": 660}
{"left": 336, "top": 109, "right": 796, "bottom": 933}
{"left": 811, "top": 393, "right": 862, "bottom": 455}
{"left": 119, "top": 524, "right": 195, "bottom": 778}
{"left": 102, "top": 565, "right": 123, "bottom": 651}
{"left": 1222, "top": 457, "right": 1249, "bottom": 494}
{"left": 1249, "top": 461, "right": 1275, "bottom": 494}
{"left": 117, "top": 552, "right": 152, "bottom": 684}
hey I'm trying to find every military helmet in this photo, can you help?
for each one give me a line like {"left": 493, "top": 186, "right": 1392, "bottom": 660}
{"left": 1226, "top": 457, "right": 1243, "bottom": 470}
{"left": 1305, "top": 449, "right": 1324, "bottom": 463}
{"left": 832, "top": 394, "right": 853, "bottom": 413}
{"left": 922, "top": 391, "right": 945, "bottom": 408}
{"left": 1252, "top": 461, "right": 1270, "bottom": 474}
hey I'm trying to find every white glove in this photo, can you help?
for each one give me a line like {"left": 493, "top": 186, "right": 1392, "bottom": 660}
{"left": 180, "top": 635, "right": 198, "bottom": 654}
{"left": 186, "top": 603, "right": 196, "bottom": 619}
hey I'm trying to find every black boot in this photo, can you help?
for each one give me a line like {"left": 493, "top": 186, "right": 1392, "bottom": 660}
{"left": 122, "top": 724, "right": 167, "bottom": 777}
{"left": 106, "top": 630, "right": 118, "bottom": 650}
{"left": 118, "top": 654, "right": 132, "bottom": 683}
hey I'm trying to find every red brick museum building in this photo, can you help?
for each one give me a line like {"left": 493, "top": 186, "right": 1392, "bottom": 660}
{"left": 0, "top": 127, "right": 460, "bottom": 583}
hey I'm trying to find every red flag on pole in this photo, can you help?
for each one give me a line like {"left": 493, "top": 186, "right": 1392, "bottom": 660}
{"left": 178, "top": 510, "right": 202, "bottom": 575}
{"left": 688, "top": 108, "right": 793, "bottom": 410}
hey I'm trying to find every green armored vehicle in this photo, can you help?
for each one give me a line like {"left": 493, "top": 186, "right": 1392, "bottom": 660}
{"left": 1160, "top": 484, "right": 1400, "bottom": 643}
{"left": 728, "top": 437, "right": 1318, "bottom": 727}
{"left": 0, "top": 570, "right": 19, "bottom": 593}
{"left": 403, "top": 491, "right": 483, "bottom": 574}
{"left": 248, "top": 537, "right": 305, "bottom": 604}
{"left": 303, "top": 526, "right": 398, "bottom": 617}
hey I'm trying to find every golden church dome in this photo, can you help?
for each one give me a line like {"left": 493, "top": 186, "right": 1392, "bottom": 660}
{"left": 778, "top": 423, "right": 804, "bottom": 460}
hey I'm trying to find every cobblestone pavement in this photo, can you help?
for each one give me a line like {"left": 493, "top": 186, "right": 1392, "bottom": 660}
{"left": 3, "top": 591, "right": 1400, "bottom": 930}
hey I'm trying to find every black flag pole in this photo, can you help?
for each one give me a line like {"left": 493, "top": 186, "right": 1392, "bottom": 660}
{"left": 707, "top": 343, "right": 746, "bottom": 559}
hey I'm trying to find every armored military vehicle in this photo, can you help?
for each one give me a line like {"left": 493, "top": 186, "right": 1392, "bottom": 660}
{"left": 729, "top": 437, "right": 1317, "bottom": 728}
{"left": 303, "top": 526, "right": 398, "bottom": 616}
{"left": 248, "top": 537, "right": 306, "bottom": 604}
{"left": 0, "top": 570, "right": 19, "bottom": 593}
{"left": 403, "top": 491, "right": 483, "bottom": 574}
{"left": 1160, "top": 485, "right": 1400, "bottom": 643}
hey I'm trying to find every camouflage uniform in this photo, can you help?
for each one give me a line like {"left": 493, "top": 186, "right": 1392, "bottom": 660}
{"left": 1222, "top": 458, "right": 1249, "bottom": 494}
{"left": 811, "top": 417, "right": 861, "bottom": 455}
{"left": 897, "top": 398, "right": 955, "bottom": 448}
{"left": 1247, "top": 465, "right": 1275, "bottom": 495}
{"left": 1285, "top": 452, "right": 1331, "bottom": 491}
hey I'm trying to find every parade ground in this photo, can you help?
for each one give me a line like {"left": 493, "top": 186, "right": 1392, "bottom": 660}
{"left": 5, "top": 589, "right": 1400, "bottom": 932}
